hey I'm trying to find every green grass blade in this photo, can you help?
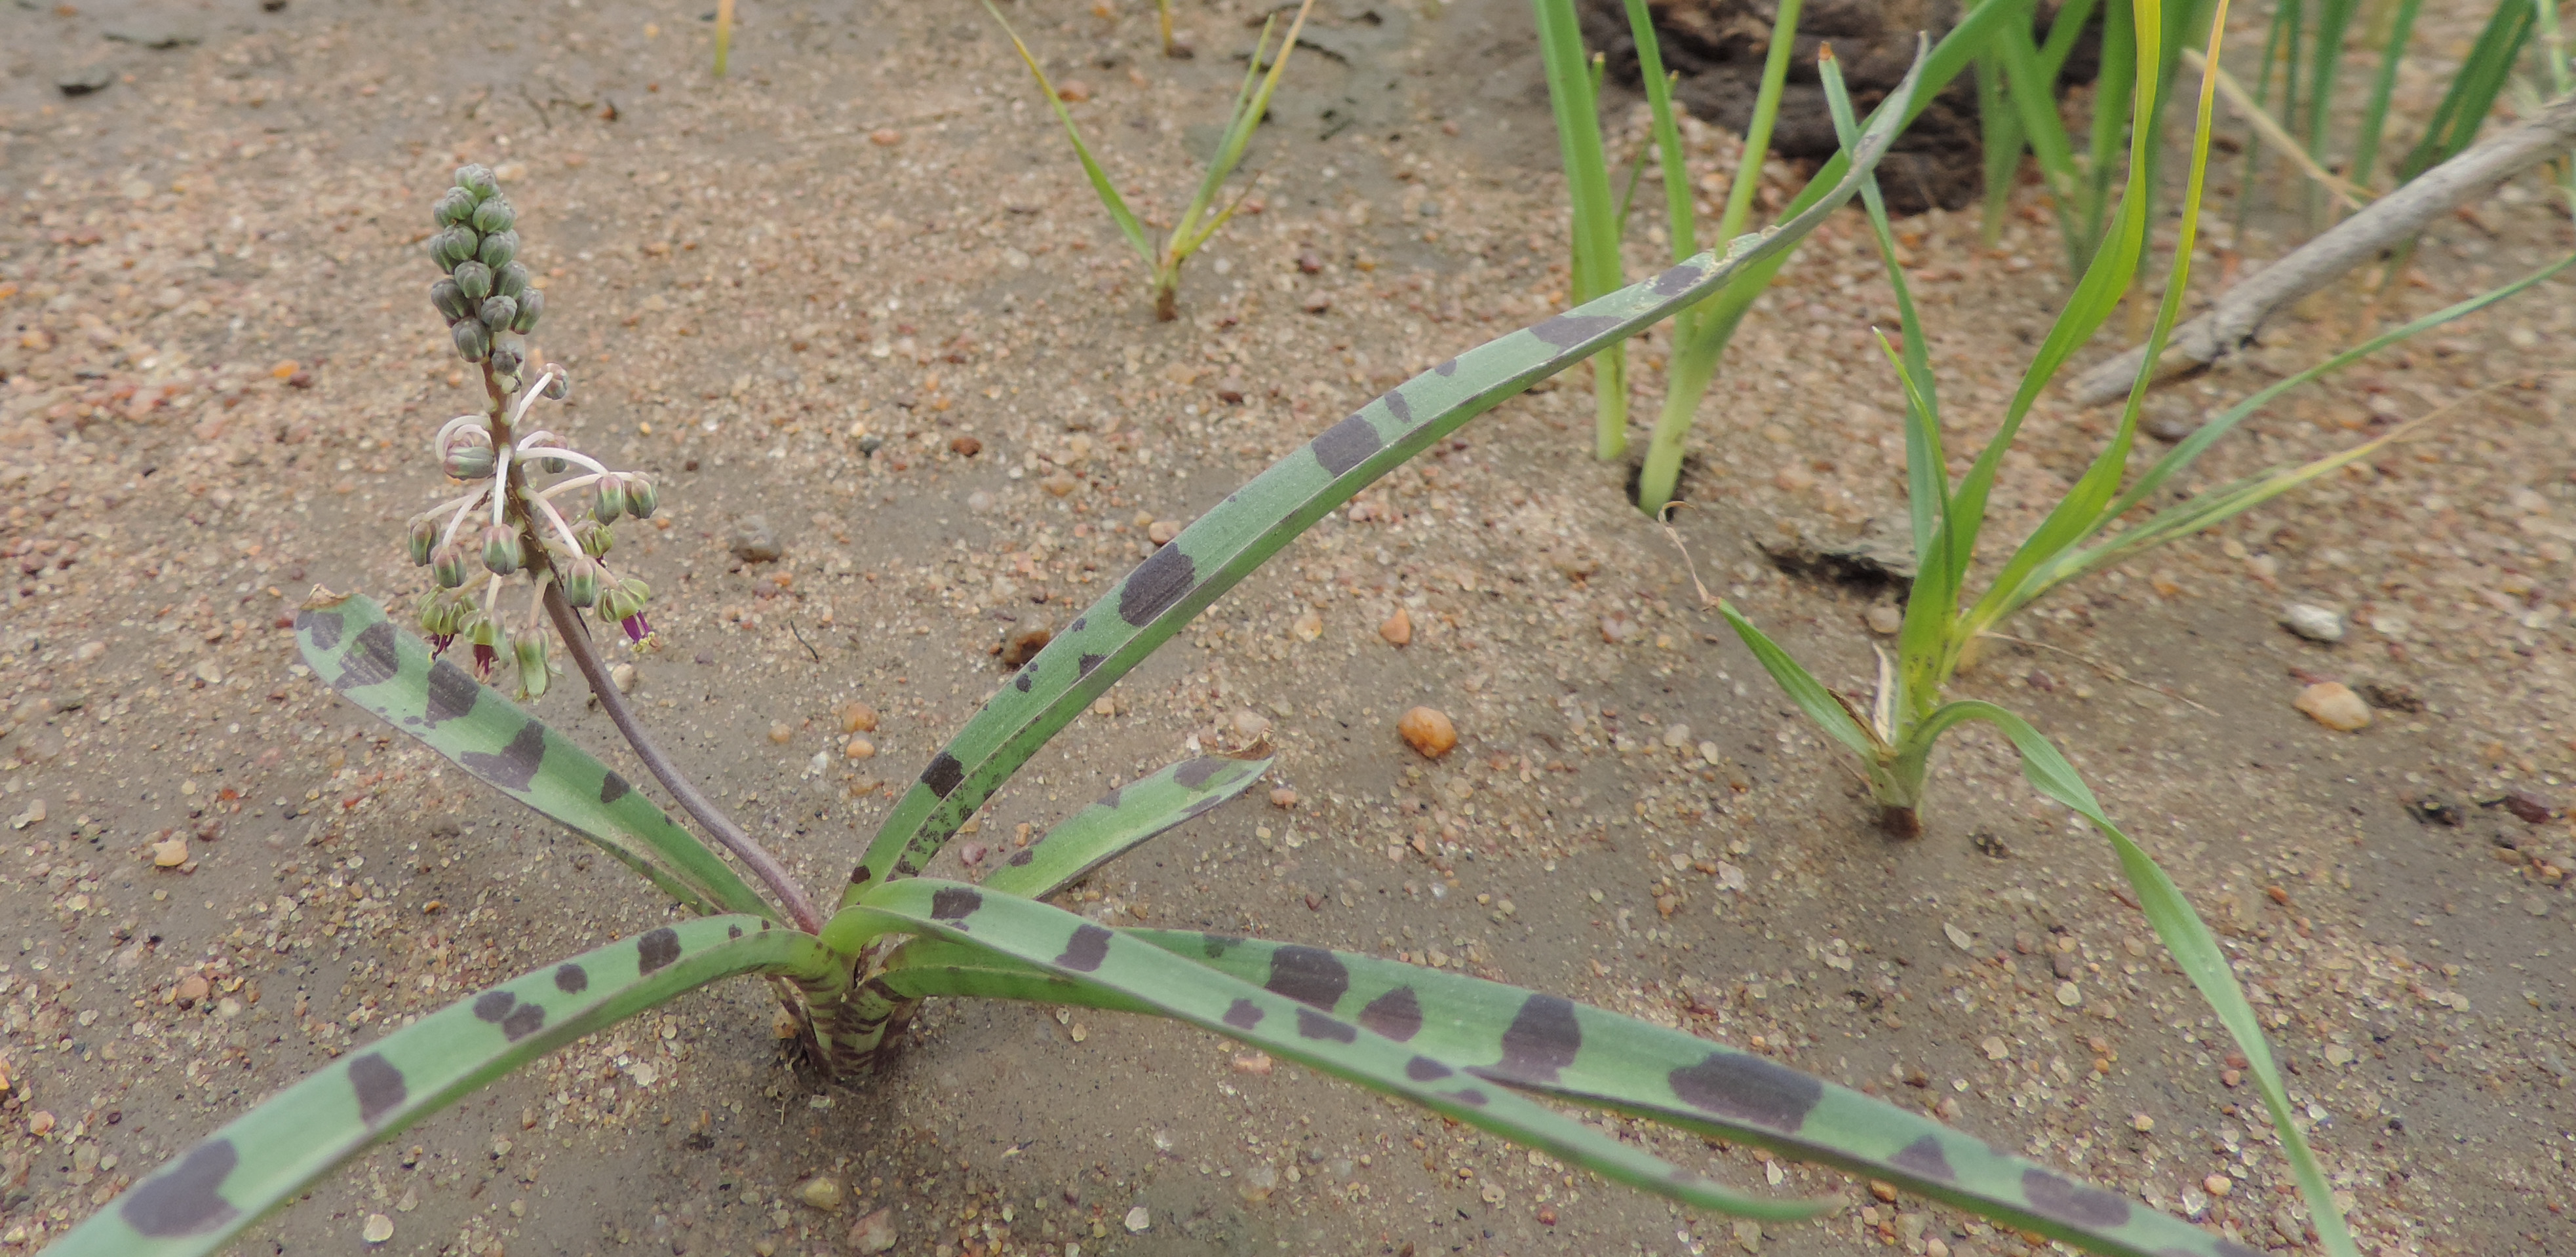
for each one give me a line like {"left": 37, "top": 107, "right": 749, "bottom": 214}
{"left": 1133, "top": 930, "right": 2274, "bottom": 1257}
{"left": 2301, "top": 0, "right": 2362, "bottom": 223}
{"left": 846, "top": 96, "right": 1917, "bottom": 901}
{"left": 2082, "top": 0, "right": 2137, "bottom": 261}
{"left": 294, "top": 592, "right": 775, "bottom": 921}
{"left": 2396, "top": 0, "right": 2537, "bottom": 181}
{"left": 1173, "top": 1, "right": 1314, "bottom": 260}
{"left": 1907, "top": 702, "right": 2358, "bottom": 1257}
{"left": 1996, "top": 0, "right": 2092, "bottom": 270}
{"left": 43, "top": 917, "right": 819, "bottom": 1257}
{"left": 1626, "top": 1, "right": 1698, "bottom": 265}
{"left": 1820, "top": 52, "right": 1945, "bottom": 564}
{"left": 1713, "top": 0, "right": 1806, "bottom": 244}
{"left": 838, "top": 881, "right": 1829, "bottom": 1222}
{"left": 1533, "top": 0, "right": 1631, "bottom": 458}
{"left": 2349, "top": 0, "right": 2427, "bottom": 189}
{"left": 2233, "top": 0, "right": 2293, "bottom": 230}
{"left": 979, "top": 754, "right": 1271, "bottom": 899}
{"left": 1714, "top": 602, "right": 1883, "bottom": 758}
{"left": 1975, "top": 49, "right": 2025, "bottom": 245}
{"left": 986, "top": 0, "right": 1157, "bottom": 267}
{"left": 1969, "top": 0, "right": 2229, "bottom": 641}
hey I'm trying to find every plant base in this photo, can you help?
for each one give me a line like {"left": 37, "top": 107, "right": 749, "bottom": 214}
{"left": 1878, "top": 804, "right": 1922, "bottom": 840}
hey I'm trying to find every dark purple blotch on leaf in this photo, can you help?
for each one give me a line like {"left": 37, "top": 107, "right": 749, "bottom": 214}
{"left": 1310, "top": 413, "right": 1384, "bottom": 477}
{"left": 120, "top": 1139, "right": 240, "bottom": 1237}
{"left": 349, "top": 1053, "right": 406, "bottom": 1127}
{"left": 1889, "top": 1134, "right": 1953, "bottom": 1180}
{"left": 1650, "top": 260, "right": 1705, "bottom": 296}
{"left": 1380, "top": 389, "right": 1411, "bottom": 423}
{"left": 1404, "top": 1054, "right": 1452, "bottom": 1081}
{"left": 554, "top": 964, "right": 589, "bottom": 994}
{"left": 1201, "top": 933, "right": 1241, "bottom": 958}
{"left": 501, "top": 1001, "right": 545, "bottom": 1041}
{"left": 474, "top": 990, "right": 516, "bottom": 1022}
{"left": 1667, "top": 1051, "right": 1824, "bottom": 1132}
{"left": 1173, "top": 757, "right": 1225, "bottom": 789}
{"left": 1529, "top": 313, "right": 1621, "bottom": 350}
{"left": 1078, "top": 652, "right": 1105, "bottom": 676}
{"left": 1055, "top": 924, "right": 1112, "bottom": 972}
{"left": 1359, "top": 986, "right": 1422, "bottom": 1041}
{"left": 336, "top": 620, "right": 402, "bottom": 691}
{"left": 459, "top": 719, "right": 547, "bottom": 791}
{"left": 300, "top": 608, "right": 343, "bottom": 651}
{"left": 929, "top": 887, "right": 984, "bottom": 921}
{"left": 1445, "top": 1087, "right": 1487, "bottom": 1106}
{"left": 1264, "top": 945, "right": 1349, "bottom": 1010}
{"left": 2020, "top": 1169, "right": 2132, "bottom": 1229}
{"left": 922, "top": 752, "right": 966, "bottom": 799}
{"left": 638, "top": 927, "right": 682, "bottom": 975}
{"left": 1118, "top": 543, "right": 1198, "bottom": 627}
{"left": 1222, "top": 998, "right": 1264, "bottom": 1030}
{"left": 1295, "top": 1007, "right": 1356, "bottom": 1043}
{"left": 1432, "top": 357, "right": 1457, "bottom": 377}
{"left": 1007, "top": 848, "right": 1034, "bottom": 867}
{"left": 423, "top": 658, "right": 480, "bottom": 726}
{"left": 1487, "top": 995, "right": 1581, "bottom": 1085}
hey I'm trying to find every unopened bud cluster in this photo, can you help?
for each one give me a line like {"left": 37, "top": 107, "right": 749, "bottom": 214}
{"left": 406, "top": 163, "right": 669, "bottom": 702}
{"left": 427, "top": 164, "right": 547, "bottom": 391}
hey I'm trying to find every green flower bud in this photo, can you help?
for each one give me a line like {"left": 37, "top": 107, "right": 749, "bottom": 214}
{"left": 478, "top": 295, "right": 518, "bottom": 330}
{"left": 434, "top": 187, "right": 478, "bottom": 227}
{"left": 573, "top": 518, "right": 614, "bottom": 557}
{"left": 454, "top": 260, "right": 493, "bottom": 301}
{"left": 480, "top": 524, "right": 524, "bottom": 577}
{"left": 407, "top": 516, "right": 439, "bottom": 566}
{"left": 510, "top": 286, "right": 544, "bottom": 334}
{"left": 493, "top": 261, "right": 531, "bottom": 300}
{"left": 452, "top": 319, "right": 491, "bottom": 362}
{"left": 430, "top": 542, "right": 471, "bottom": 589}
{"left": 513, "top": 633, "right": 551, "bottom": 701}
{"left": 430, "top": 277, "right": 471, "bottom": 322}
{"left": 477, "top": 229, "right": 519, "bottom": 270}
{"left": 623, "top": 473, "right": 659, "bottom": 519}
{"left": 442, "top": 425, "right": 494, "bottom": 478}
{"left": 454, "top": 164, "right": 500, "bottom": 202}
{"left": 471, "top": 197, "right": 516, "bottom": 235}
{"left": 541, "top": 366, "right": 571, "bottom": 400}
{"left": 490, "top": 343, "right": 524, "bottom": 376}
{"left": 431, "top": 225, "right": 478, "bottom": 271}
{"left": 599, "top": 577, "right": 647, "bottom": 625}
{"left": 561, "top": 556, "right": 604, "bottom": 608}
{"left": 593, "top": 473, "right": 627, "bottom": 524}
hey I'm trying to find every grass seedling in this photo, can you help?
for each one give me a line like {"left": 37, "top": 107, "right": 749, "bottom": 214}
{"left": 50, "top": 102, "right": 2307, "bottom": 1257}
{"left": 714, "top": 0, "right": 735, "bottom": 78}
{"left": 1707, "top": 18, "right": 2572, "bottom": 1255}
{"left": 989, "top": 0, "right": 1312, "bottom": 320}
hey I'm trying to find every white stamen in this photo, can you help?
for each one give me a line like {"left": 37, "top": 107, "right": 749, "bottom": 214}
{"left": 438, "top": 489, "right": 487, "bottom": 549}
{"left": 515, "top": 444, "right": 609, "bottom": 476}
{"left": 536, "top": 473, "right": 606, "bottom": 502}
{"left": 534, "top": 493, "right": 585, "bottom": 554}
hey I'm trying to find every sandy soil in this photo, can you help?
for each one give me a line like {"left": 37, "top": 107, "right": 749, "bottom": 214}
{"left": 3, "top": 1, "right": 2574, "bottom": 1256}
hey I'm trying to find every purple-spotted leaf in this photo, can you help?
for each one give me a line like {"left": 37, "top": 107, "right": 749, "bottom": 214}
{"left": 979, "top": 754, "right": 1270, "bottom": 899}
{"left": 41, "top": 916, "right": 830, "bottom": 1257}
{"left": 294, "top": 591, "right": 773, "bottom": 921}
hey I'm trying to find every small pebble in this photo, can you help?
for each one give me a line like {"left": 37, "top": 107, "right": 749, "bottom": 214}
{"left": 2293, "top": 682, "right": 2371, "bottom": 731}
{"left": 1398, "top": 706, "right": 1456, "bottom": 758}
{"left": 362, "top": 1213, "right": 394, "bottom": 1245}
{"left": 844, "top": 737, "right": 877, "bottom": 760}
{"left": 967, "top": 490, "right": 996, "bottom": 512}
{"left": 610, "top": 663, "right": 640, "bottom": 693}
{"left": 849, "top": 1207, "right": 897, "bottom": 1253}
{"left": 175, "top": 974, "right": 210, "bottom": 1006}
{"left": 766, "top": 721, "right": 793, "bottom": 745}
{"left": 2055, "top": 981, "right": 2082, "bottom": 1007}
{"left": 1290, "top": 609, "right": 1323, "bottom": 641}
{"left": 839, "top": 701, "right": 880, "bottom": 733}
{"left": 2132, "top": 1113, "right": 2155, "bottom": 1132}
{"left": 2204, "top": 1174, "right": 2232, "bottom": 1198}
{"left": 1865, "top": 605, "right": 1903, "bottom": 636}
{"left": 1230, "top": 709, "right": 1270, "bottom": 743}
{"left": 1231, "top": 1051, "right": 1272, "bottom": 1074}
{"left": 1660, "top": 724, "right": 1691, "bottom": 748}
{"left": 1124, "top": 1205, "right": 1151, "bottom": 1233}
{"left": 1301, "top": 292, "right": 1331, "bottom": 315}
{"left": 150, "top": 839, "right": 190, "bottom": 868}
{"left": 868, "top": 128, "right": 904, "bottom": 147}
{"left": 1269, "top": 788, "right": 1298, "bottom": 809}
{"left": 729, "top": 516, "right": 785, "bottom": 563}
{"left": 797, "top": 1177, "right": 844, "bottom": 1212}
{"left": 2280, "top": 603, "right": 2345, "bottom": 643}
{"left": 1378, "top": 608, "right": 1413, "bottom": 646}
{"left": 1147, "top": 519, "right": 1182, "bottom": 545}
{"left": 948, "top": 435, "right": 982, "bottom": 457}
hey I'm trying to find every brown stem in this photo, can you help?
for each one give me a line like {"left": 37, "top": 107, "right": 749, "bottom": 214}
{"left": 1877, "top": 805, "right": 1922, "bottom": 841}
{"left": 539, "top": 552, "right": 826, "bottom": 933}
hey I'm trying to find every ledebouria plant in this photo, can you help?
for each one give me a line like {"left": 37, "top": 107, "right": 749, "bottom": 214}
{"left": 44, "top": 111, "right": 2317, "bottom": 1257}
{"left": 410, "top": 163, "right": 659, "bottom": 700}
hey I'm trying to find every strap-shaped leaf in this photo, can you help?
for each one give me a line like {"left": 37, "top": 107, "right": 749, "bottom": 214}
{"left": 832, "top": 881, "right": 1829, "bottom": 1222}
{"left": 296, "top": 592, "right": 775, "bottom": 921}
{"left": 980, "top": 755, "right": 1270, "bottom": 899}
{"left": 1904, "top": 701, "right": 2355, "bottom": 1257}
{"left": 1123, "top": 930, "right": 2265, "bottom": 1257}
{"left": 847, "top": 44, "right": 1928, "bottom": 897}
{"left": 44, "top": 916, "right": 823, "bottom": 1257}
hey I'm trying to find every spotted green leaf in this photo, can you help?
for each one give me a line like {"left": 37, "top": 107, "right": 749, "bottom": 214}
{"left": 832, "top": 881, "right": 1827, "bottom": 1222}
{"left": 847, "top": 45, "right": 1926, "bottom": 898}
{"left": 980, "top": 754, "right": 1270, "bottom": 899}
{"left": 41, "top": 916, "right": 833, "bottom": 1257}
{"left": 294, "top": 592, "right": 774, "bottom": 921}
{"left": 1123, "top": 930, "right": 2263, "bottom": 1257}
